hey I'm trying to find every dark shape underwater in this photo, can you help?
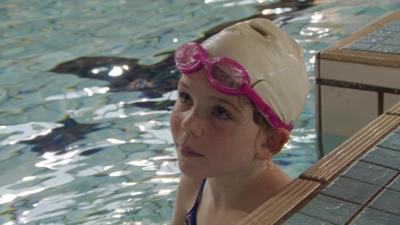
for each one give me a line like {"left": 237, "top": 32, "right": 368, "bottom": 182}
{"left": 22, "top": 117, "right": 110, "bottom": 156}
{"left": 50, "top": 54, "right": 180, "bottom": 99}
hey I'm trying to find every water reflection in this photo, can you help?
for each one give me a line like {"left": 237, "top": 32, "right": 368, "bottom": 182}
{"left": 42, "top": 0, "right": 316, "bottom": 162}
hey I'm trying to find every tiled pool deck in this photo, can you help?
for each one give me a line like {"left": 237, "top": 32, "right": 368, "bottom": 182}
{"left": 237, "top": 11, "right": 400, "bottom": 225}
{"left": 345, "top": 12, "right": 400, "bottom": 54}
{"left": 237, "top": 101, "right": 400, "bottom": 225}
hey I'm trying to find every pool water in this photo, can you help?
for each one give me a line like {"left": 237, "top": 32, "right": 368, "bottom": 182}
{"left": 0, "top": 0, "right": 399, "bottom": 224}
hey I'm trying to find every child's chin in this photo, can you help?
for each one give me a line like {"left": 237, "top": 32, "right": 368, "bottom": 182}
{"left": 178, "top": 161, "right": 206, "bottom": 179}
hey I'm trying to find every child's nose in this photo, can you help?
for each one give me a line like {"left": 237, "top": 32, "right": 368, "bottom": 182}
{"left": 181, "top": 109, "right": 203, "bottom": 137}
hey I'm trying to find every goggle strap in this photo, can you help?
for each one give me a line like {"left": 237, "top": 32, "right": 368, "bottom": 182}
{"left": 244, "top": 85, "right": 293, "bottom": 131}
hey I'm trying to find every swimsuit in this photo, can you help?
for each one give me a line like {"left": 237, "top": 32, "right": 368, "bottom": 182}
{"left": 185, "top": 179, "right": 206, "bottom": 225}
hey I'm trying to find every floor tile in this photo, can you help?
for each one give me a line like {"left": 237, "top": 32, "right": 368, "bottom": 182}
{"left": 346, "top": 41, "right": 374, "bottom": 50}
{"left": 300, "top": 194, "right": 360, "bottom": 225}
{"left": 342, "top": 161, "right": 397, "bottom": 186}
{"left": 322, "top": 176, "right": 380, "bottom": 205}
{"left": 282, "top": 213, "right": 334, "bottom": 225}
{"left": 369, "top": 189, "right": 400, "bottom": 216}
{"left": 350, "top": 207, "right": 400, "bottom": 225}
{"left": 378, "top": 132, "right": 400, "bottom": 152}
{"left": 361, "top": 147, "right": 400, "bottom": 170}
{"left": 383, "top": 37, "right": 400, "bottom": 46}
{"left": 370, "top": 44, "right": 400, "bottom": 53}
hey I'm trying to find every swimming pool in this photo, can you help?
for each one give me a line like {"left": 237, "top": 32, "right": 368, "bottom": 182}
{"left": 0, "top": 0, "right": 399, "bottom": 224}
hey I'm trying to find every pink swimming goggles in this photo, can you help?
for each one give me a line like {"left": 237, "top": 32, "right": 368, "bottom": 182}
{"left": 174, "top": 42, "right": 293, "bottom": 131}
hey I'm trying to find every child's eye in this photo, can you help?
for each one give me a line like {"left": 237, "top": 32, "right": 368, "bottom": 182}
{"left": 177, "top": 91, "right": 192, "bottom": 105}
{"left": 212, "top": 105, "right": 232, "bottom": 120}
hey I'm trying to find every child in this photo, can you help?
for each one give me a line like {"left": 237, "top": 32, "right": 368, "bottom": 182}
{"left": 170, "top": 18, "right": 310, "bottom": 225}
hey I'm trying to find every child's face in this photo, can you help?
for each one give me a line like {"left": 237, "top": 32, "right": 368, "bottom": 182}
{"left": 170, "top": 69, "right": 265, "bottom": 179}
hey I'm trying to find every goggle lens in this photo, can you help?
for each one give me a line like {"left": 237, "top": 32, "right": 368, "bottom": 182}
{"left": 174, "top": 43, "right": 199, "bottom": 70}
{"left": 212, "top": 62, "right": 244, "bottom": 89}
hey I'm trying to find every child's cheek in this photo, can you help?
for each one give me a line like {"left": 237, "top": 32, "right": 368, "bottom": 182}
{"left": 169, "top": 110, "right": 182, "bottom": 138}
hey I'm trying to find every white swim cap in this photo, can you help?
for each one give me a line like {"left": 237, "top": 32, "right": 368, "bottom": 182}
{"left": 202, "top": 18, "right": 311, "bottom": 127}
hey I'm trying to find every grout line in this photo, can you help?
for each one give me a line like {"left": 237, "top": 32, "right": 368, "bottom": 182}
{"left": 371, "top": 144, "right": 400, "bottom": 153}
{"left": 296, "top": 212, "right": 335, "bottom": 225}
{"left": 344, "top": 172, "right": 400, "bottom": 225}
{"left": 359, "top": 158, "right": 398, "bottom": 171}
{"left": 318, "top": 192, "right": 363, "bottom": 206}
{"left": 386, "top": 173, "right": 400, "bottom": 192}
{"left": 340, "top": 174, "right": 392, "bottom": 188}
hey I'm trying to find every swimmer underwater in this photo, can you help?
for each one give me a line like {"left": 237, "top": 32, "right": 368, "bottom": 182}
{"left": 170, "top": 18, "right": 311, "bottom": 225}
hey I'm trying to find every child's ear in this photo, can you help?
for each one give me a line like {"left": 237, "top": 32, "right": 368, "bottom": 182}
{"left": 255, "top": 128, "right": 290, "bottom": 160}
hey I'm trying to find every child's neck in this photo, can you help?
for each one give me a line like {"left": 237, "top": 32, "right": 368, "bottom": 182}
{"left": 205, "top": 162, "right": 292, "bottom": 211}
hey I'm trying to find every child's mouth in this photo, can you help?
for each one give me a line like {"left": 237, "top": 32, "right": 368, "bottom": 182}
{"left": 181, "top": 146, "right": 204, "bottom": 158}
